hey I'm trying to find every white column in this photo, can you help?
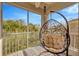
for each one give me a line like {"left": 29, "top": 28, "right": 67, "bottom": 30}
{"left": 0, "top": 39, "right": 2, "bottom": 56}
{"left": 41, "top": 13, "right": 48, "bottom": 26}
{"left": 78, "top": 26, "right": 79, "bottom": 56}
{"left": 0, "top": 2, "right": 2, "bottom": 56}
{"left": 78, "top": 19, "right": 79, "bottom": 55}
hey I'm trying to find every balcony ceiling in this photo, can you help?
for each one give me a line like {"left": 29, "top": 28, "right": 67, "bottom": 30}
{"left": 7, "top": 2, "right": 76, "bottom": 15}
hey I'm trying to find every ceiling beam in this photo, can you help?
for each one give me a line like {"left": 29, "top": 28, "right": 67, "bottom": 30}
{"left": 6, "top": 2, "right": 76, "bottom": 15}
{"left": 6, "top": 2, "right": 44, "bottom": 15}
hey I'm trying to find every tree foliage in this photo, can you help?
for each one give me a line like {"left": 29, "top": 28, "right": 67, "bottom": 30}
{"left": 3, "top": 19, "right": 40, "bottom": 32}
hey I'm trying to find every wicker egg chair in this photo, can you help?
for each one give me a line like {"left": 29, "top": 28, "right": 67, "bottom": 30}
{"left": 39, "top": 6, "right": 70, "bottom": 56}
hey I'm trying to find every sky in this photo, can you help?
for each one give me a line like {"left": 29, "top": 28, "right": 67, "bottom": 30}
{"left": 3, "top": 3, "right": 78, "bottom": 25}
{"left": 2, "top": 3, "right": 41, "bottom": 25}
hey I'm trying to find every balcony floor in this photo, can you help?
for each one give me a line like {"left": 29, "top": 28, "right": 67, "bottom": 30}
{"left": 8, "top": 46, "right": 65, "bottom": 56}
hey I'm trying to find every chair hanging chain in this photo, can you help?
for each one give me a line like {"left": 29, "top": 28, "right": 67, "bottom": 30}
{"left": 44, "top": 6, "right": 46, "bottom": 15}
{"left": 50, "top": 11, "right": 52, "bottom": 19}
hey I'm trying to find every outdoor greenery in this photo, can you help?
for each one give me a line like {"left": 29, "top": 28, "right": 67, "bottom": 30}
{"left": 3, "top": 19, "right": 40, "bottom": 32}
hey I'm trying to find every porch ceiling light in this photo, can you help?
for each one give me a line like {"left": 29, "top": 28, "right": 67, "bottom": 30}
{"left": 35, "top": 2, "right": 40, "bottom": 8}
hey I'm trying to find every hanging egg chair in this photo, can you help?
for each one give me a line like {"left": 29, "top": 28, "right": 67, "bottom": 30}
{"left": 39, "top": 6, "right": 70, "bottom": 56}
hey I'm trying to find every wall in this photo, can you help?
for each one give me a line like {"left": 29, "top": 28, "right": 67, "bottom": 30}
{"left": 0, "top": 2, "right": 2, "bottom": 56}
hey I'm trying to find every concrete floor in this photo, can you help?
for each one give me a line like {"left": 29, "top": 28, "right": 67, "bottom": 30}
{"left": 8, "top": 46, "right": 65, "bottom": 56}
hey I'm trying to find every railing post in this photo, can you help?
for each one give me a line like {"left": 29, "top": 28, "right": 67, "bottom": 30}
{"left": 0, "top": 2, "right": 2, "bottom": 56}
{"left": 27, "top": 10, "right": 29, "bottom": 48}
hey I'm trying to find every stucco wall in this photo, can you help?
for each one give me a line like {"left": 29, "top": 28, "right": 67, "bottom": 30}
{"left": 0, "top": 2, "right": 2, "bottom": 56}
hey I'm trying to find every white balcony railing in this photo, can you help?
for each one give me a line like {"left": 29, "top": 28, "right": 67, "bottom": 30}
{"left": 69, "top": 33, "right": 79, "bottom": 55}
{"left": 3, "top": 32, "right": 40, "bottom": 55}
{"left": 3, "top": 32, "right": 79, "bottom": 55}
